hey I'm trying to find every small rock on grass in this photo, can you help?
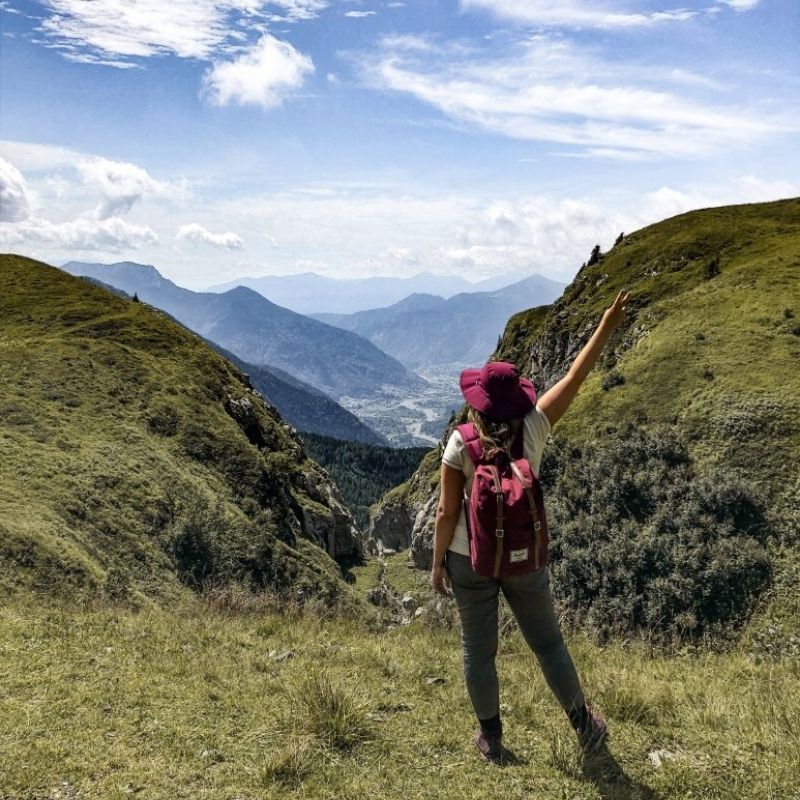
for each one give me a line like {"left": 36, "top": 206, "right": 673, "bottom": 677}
{"left": 272, "top": 650, "right": 295, "bottom": 662}
{"left": 648, "top": 749, "right": 677, "bottom": 768}
{"left": 425, "top": 676, "right": 446, "bottom": 685}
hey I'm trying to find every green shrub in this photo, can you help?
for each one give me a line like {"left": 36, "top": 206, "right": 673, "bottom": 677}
{"left": 147, "top": 401, "right": 180, "bottom": 436}
{"left": 292, "top": 672, "right": 370, "bottom": 751}
{"left": 601, "top": 370, "right": 625, "bottom": 391}
{"left": 542, "top": 426, "right": 771, "bottom": 638}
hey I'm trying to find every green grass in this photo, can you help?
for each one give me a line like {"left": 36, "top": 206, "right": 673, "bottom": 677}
{"left": 0, "top": 254, "right": 353, "bottom": 603}
{"left": 2, "top": 588, "right": 798, "bottom": 799}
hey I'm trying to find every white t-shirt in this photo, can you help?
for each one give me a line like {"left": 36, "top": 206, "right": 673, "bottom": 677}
{"left": 441, "top": 405, "right": 552, "bottom": 557}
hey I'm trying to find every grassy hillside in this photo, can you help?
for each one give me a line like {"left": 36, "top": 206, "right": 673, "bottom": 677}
{"left": 368, "top": 198, "right": 800, "bottom": 637}
{"left": 2, "top": 586, "right": 798, "bottom": 799}
{"left": 496, "top": 198, "right": 800, "bottom": 487}
{"left": 0, "top": 254, "right": 359, "bottom": 605}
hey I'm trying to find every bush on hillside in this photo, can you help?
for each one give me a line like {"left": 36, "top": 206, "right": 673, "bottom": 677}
{"left": 541, "top": 425, "right": 771, "bottom": 639}
{"left": 153, "top": 484, "right": 344, "bottom": 604}
{"left": 601, "top": 370, "right": 625, "bottom": 391}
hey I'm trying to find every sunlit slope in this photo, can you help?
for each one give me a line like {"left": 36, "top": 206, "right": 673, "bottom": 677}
{"left": 0, "top": 254, "right": 358, "bottom": 603}
{"left": 496, "top": 197, "right": 800, "bottom": 495}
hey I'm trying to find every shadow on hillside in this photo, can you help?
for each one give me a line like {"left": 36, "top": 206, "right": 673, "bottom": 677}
{"left": 336, "top": 552, "right": 366, "bottom": 584}
{"left": 582, "top": 743, "right": 659, "bottom": 800}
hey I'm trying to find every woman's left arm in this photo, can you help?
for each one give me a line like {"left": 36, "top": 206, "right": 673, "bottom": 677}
{"left": 430, "top": 463, "right": 465, "bottom": 594}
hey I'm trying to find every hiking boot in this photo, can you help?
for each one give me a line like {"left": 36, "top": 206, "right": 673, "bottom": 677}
{"left": 474, "top": 728, "right": 503, "bottom": 763}
{"left": 576, "top": 706, "right": 607, "bottom": 752}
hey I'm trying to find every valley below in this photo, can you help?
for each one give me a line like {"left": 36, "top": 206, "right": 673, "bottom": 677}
{"left": 340, "top": 364, "right": 464, "bottom": 447}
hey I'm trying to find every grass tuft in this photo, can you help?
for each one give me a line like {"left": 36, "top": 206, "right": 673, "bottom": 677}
{"left": 292, "top": 672, "right": 372, "bottom": 752}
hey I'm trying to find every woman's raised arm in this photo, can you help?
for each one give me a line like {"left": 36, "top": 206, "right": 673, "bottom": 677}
{"left": 538, "top": 290, "right": 630, "bottom": 428}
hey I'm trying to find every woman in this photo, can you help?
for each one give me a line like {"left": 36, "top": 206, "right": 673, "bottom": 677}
{"left": 430, "top": 290, "right": 630, "bottom": 763}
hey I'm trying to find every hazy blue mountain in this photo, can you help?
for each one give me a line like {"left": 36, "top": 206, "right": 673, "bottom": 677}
{"left": 79, "top": 276, "right": 387, "bottom": 445}
{"left": 62, "top": 261, "right": 425, "bottom": 400}
{"left": 206, "top": 270, "right": 531, "bottom": 314}
{"left": 209, "top": 345, "right": 389, "bottom": 446}
{"left": 312, "top": 274, "right": 566, "bottom": 368}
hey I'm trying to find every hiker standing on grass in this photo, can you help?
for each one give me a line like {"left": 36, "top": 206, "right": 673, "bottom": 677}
{"left": 431, "top": 290, "right": 630, "bottom": 763}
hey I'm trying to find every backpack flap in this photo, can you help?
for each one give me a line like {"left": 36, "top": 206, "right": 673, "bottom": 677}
{"left": 457, "top": 423, "right": 549, "bottom": 578}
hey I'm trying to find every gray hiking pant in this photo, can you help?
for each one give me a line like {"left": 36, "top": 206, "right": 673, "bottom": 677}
{"left": 445, "top": 550, "right": 585, "bottom": 721}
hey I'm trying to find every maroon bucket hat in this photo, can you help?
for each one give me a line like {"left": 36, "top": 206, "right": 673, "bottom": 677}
{"left": 459, "top": 361, "right": 537, "bottom": 421}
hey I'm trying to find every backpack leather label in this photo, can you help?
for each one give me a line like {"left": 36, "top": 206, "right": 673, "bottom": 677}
{"left": 510, "top": 547, "right": 529, "bottom": 563}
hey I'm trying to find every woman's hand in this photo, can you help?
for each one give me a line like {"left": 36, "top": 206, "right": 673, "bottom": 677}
{"left": 600, "top": 290, "right": 630, "bottom": 332}
{"left": 430, "top": 563, "right": 451, "bottom": 595}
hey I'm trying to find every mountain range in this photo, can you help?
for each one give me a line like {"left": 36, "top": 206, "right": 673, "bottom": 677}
{"left": 207, "top": 269, "right": 533, "bottom": 314}
{"left": 61, "top": 261, "right": 424, "bottom": 401}
{"left": 81, "top": 275, "right": 385, "bottom": 444}
{"left": 313, "top": 274, "right": 565, "bottom": 368}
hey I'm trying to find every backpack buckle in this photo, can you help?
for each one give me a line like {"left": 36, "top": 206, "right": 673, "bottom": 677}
{"left": 534, "top": 521, "right": 542, "bottom": 531}
{"left": 495, "top": 529, "right": 505, "bottom": 538}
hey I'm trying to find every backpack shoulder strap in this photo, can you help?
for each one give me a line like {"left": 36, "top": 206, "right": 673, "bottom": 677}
{"left": 455, "top": 423, "right": 484, "bottom": 466}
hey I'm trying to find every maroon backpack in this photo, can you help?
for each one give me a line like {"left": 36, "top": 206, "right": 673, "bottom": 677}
{"left": 456, "top": 422, "right": 549, "bottom": 578}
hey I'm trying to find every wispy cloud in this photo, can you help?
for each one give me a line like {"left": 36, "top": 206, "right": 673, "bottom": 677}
{"left": 0, "top": 214, "right": 158, "bottom": 252}
{"left": 77, "top": 157, "right": 181, "bottom": 218}
{"left": 177, "top": 223, "right": 244, "bottom": 249}
{"left": 461, "top": 0, "right": 756, "bottom": 28}
{"left": 344, "top": 10, "right": 377, "bottom": 17}
{"left": 0, "top": 140, "right": 87, "bottom": 172}
{"left": 361, "top": 34, "right": 792, "bottom": 158}
{"left": 202, "top": 33, "right": 314, "bottom": 108}
{"left": 39, "top": 0, "right": 241, "bottom": 62}
{"left": 718, "top": 0, "right": 761, "bottom": 10}
{"left": 34, "top": 1, "right": 322, "bottom": 70}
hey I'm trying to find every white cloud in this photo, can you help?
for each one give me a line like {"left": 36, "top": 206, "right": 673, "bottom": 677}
{"left": 461, "top": 0, "right": 701, "bottom": 28}
{"left": 718, "top": 0, "right": 760, "bottom": 9}
{"left": 0, "top": 140, "right": 85, "bottom": 172}
{"left": 202, "top": 33, "right": 314, "bottom": 108}
{"left": 0, "top": 157, "right": 32, "bottom": 222}
{"left": 364, "top": 34, "right": 792, "bottom": 158}
{"left": 0, "top": 214, "right": 158, "bottom": 252}
{"left": 35, "top": 1, "right": 324, "bottom": 68}
{"left": 267, "top": 0, "right": 328, "bottom": 21}
{"left": 212, "top": 171, "right": 799, "bottom": 281}
{"left": 731, "top": 174, "right": 799, "bottom": 201}
{"left": 77, "top": 157, "right": 179, "bottom": 218}
{"left": 344, "top": 10, "right": 376, "bottom": 17}
{"left": 40, "top": 0, "right": 237, "bottom": 62}
{"left": 177, "top": 223, "right": 244, "bottom": 249}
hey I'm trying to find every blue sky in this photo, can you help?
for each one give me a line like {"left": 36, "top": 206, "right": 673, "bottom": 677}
{"left": 1, "top": 0, "right": 798, "bottom": 288}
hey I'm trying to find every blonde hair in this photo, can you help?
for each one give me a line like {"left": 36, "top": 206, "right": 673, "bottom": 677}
{"left": 467, "top": 406, "right": 522, "bottom": 461}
